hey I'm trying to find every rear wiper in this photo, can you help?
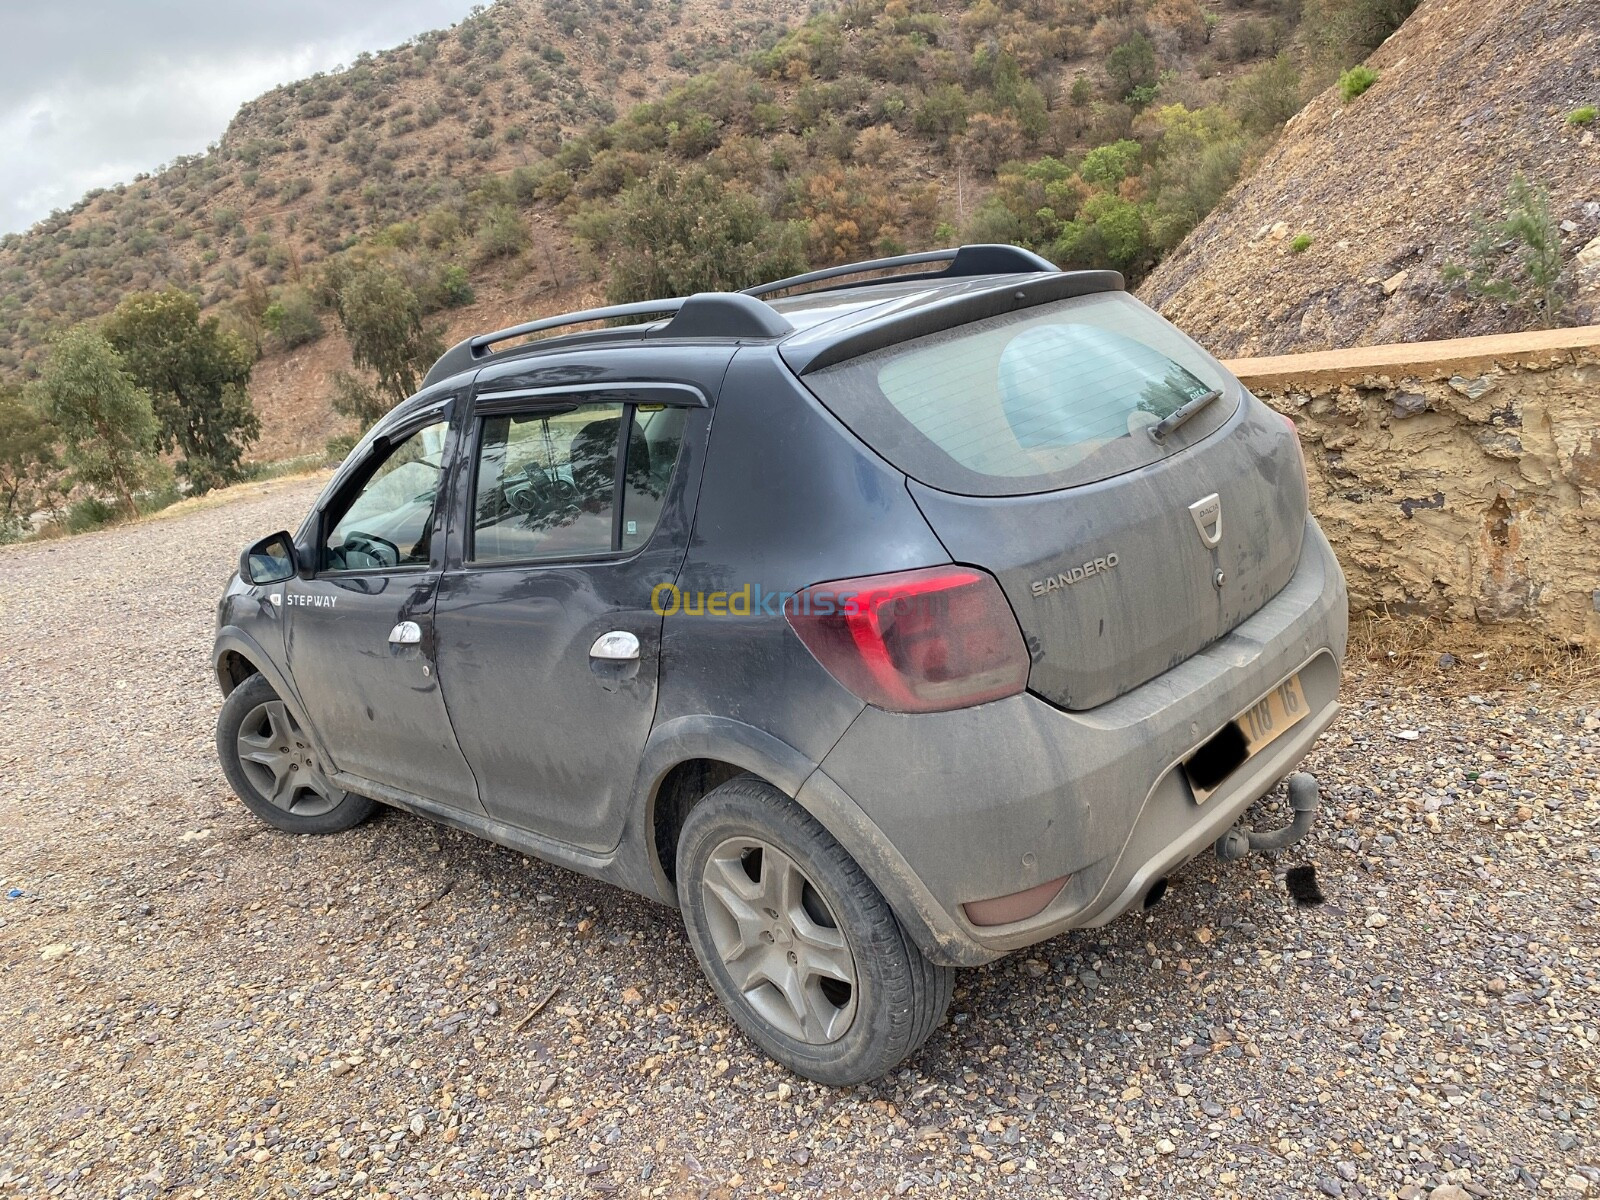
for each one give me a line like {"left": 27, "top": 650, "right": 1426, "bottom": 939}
{"left": 1147, "top": 388, "right": 1223, "bottom": 443}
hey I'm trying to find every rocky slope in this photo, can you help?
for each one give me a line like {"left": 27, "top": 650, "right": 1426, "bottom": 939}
{"left": 1141, "top": 0, "right": 1600, "bottom": 357}
{"left": 0, "top": 0, "right": 806, "bottom": 376}
{"left": 6, "top": 0, "right": 1333, "bottom": 465}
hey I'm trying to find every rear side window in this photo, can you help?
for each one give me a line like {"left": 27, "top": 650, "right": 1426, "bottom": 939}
{"left": 802, "top": 293, "right": 1235, "bottom": 496}
{"left": 470, "top": 402, "right": 685, "bottom": 563}
{"left": 624, "top": 406, "right": 686, "bottom": 550}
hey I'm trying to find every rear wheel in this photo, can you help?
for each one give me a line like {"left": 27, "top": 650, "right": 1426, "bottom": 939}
{"left": 676, "top": 775, "right": 953, "bottom": 1085}
{"left": 216, "top": 674, "right": 375, "bottom": 834}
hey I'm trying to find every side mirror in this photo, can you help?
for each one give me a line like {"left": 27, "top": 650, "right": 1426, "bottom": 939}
{"left": 241, "top": 531, "right": 298, "bottom": 586}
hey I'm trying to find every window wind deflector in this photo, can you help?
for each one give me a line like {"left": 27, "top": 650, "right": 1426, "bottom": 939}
{"left": 1146, "top": 387, "right": 1223, "bottom": 443}
{"left": 471, "top": 396, "right": 580, "bottom": 418}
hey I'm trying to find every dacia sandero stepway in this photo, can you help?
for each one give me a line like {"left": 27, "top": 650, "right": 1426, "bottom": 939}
{"left": 214, "top": 245, "right": 1347, "bottom": 1083}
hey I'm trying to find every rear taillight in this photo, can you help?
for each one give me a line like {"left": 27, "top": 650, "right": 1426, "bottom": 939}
{"left": 1280, "top": 411, "right": 1311, "bottom": 507}
{"left": 784, "top": 566, "right": 1030, "bottom": 713}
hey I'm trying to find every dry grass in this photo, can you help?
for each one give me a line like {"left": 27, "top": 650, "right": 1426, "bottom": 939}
{"left": 1350, "top": 612, "right": 1599, "bottom": 697}
{"left": 10, "top": 468, "right": 334, "bottom": 551}
{"left": 146, "top": 469, "right": 334, "bottom": 525}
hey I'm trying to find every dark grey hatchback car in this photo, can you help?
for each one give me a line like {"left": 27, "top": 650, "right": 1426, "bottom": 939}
{"left": 214, "top": 245, "right": 1347, "bottom": 1083}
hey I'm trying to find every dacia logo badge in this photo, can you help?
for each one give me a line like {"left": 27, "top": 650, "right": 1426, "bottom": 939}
{"left": 1189, "top": 494, "right": 1223, "bottom": 548}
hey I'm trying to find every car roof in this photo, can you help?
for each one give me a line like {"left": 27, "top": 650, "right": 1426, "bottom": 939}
{"left": 415, "top": 246, "right": 1125, "bottom": 395}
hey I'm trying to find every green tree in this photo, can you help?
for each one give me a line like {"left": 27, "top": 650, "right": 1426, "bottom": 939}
{"left": 589, "top": 166, "right": 806, "bottom": 303}
{"left": 1142, "top": 105, "right": 1248, "bottom": 251}
{"left": 329, "top": 371, "right": 390, "bottom": 427}
{"left": 435, "top": 264, "right": 475, "bottom": 308}
{"left": 0, "top": 389, "right": 62, "bottom": 541}
{"left": 1106, "top": 34, "right": 1158, "bottom": 100}
{"left": 965, "top": 156, "right": 1085, "bottom": 256}
{"left": 103, "top": 289, "right": 260, "bottom": 494}
{"left": 264, "top": 285, "right": 325, "bottom": 349}
{"left": 34, "top": 327, "right": 159, "bottom": 518}
{"left": 1079, "top": 140, "right": 1143, "bottom": 187}
{"left": 475, "top": 203, "right": 531, "bottom": 262}
{"left": 1056, "top": 194, "right": 1149, "bottom": 274}
{"left": 1304, "top": 0, "right": 1419, "bottom": 64}
{"left": 1231, "top": 54, "right": 1302, "bottom": 134}
{"left": 1444, "top": 173, "right": 1569, "bottom": 328}
{"left": 913, "top": 84, "right": 971, "bottom": 149}
{"left": 326, "top": 257, "right": 446, "bottom": 413}
{"left": 978, "top": 52, "right": 1048, "bottom": 139}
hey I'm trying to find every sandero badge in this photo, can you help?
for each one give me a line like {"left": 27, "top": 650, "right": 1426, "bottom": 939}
{"left": 1029, "top": 553, "right": 1121, "bottom": 596}
{"left": 212, "top": 244, "right": 1347, "bottom": 1084}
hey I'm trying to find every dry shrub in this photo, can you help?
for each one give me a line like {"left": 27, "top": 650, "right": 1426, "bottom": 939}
{"left": 1349, "top": 613, "right": 1598, "bottom": 696}
{"left": 854, "top": 124, "right": 904, "bottom": 167}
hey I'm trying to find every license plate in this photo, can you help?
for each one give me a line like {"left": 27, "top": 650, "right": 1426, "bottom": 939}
{"left": 1185, "top": 672, "right": 1309, "bottom": 804}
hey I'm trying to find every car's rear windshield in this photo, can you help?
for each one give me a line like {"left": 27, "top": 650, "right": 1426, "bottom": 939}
{"left": 801, "top": 293, "right": 1237, "bottom": 496}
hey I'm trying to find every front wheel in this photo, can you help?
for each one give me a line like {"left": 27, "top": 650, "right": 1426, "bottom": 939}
{"left": 676, "top": 775, "right": 954, "bottom": 1085}
{"left": 215, "top": 674, "right": 375, "bottom": 834}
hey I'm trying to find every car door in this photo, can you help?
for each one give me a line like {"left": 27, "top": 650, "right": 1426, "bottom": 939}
{"left": 432, "top": 381, "right": 708, "bottom": 851}
{"left": 283, "top": 403, "right": 485, "bottom": 815}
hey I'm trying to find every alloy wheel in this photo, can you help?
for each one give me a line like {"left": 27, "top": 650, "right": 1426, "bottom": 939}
{"left": 235, "top": 700, "right": 340, "bottom": 818}
{"left": 699, "top": 837, "right": 859, "bottom": 1044}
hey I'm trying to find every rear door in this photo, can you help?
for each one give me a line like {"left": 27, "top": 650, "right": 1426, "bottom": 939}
{"left": 432, "top": 378, "right": 710, "bottom": 852}
{"left": 799, "top": 292, "right": 1308, "bottom": 710}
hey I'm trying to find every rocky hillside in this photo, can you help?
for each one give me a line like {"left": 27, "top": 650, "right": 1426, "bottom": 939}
{"left": 4, "top": 0, "right": 1389, "bottom": 466}
{"left": 0, "top": 0, "right": 806, "bottom": 375}
{"left": 1140, "top": 0, "right": 1600, "bottom": 357}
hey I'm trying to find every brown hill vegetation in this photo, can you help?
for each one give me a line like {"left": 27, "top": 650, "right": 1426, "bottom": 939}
{"left": 1140, "top": 0, "right": 1600, "bottom": 357}
{"left": 1, "top": 0, "right": 1339, "bottom": 379}
{"left": 3, "top": 0, "right": 1414, "bottom": 521}
{"left": 0, "top": 0, "right": 806, "bottom": 376}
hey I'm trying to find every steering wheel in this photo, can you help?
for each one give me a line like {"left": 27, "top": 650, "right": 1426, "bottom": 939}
{"left": 339, "top": 530, "right": 402, "bottom": 569}
{"left": 505, "top": 466, "right": 581, "bottom": 522}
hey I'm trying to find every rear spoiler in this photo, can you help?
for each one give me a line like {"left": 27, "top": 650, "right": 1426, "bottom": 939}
{"left": 777, "top": 270, "right": 1125, "bottom": 376}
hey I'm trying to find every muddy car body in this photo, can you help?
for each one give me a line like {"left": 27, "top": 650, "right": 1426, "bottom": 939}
{"left": 214, "top": 246, "right": 1347, "bottom": 1082}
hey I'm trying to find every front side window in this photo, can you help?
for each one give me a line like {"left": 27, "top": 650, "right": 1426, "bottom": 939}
{"left": 471, "top": 402, "right": 685, "bottom": 563}
{"left": 324, "top": 420, "right": 448, "bottom": 571}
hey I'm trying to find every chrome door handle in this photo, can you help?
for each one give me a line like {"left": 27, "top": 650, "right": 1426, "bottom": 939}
{"left": 388, "top": 620, "right": 422, "bottom": 647}
{"left": 589, "top": 630, "right": 640, "bottom": 662}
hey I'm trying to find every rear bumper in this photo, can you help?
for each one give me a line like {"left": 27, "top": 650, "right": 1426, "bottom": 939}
{"left": 798, "top": 518, "right": 1348, "bottom": 967}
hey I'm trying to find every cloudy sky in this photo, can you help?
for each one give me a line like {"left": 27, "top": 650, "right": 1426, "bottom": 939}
{"left": 0, "top": 1, "right": 476, "bottom": 236}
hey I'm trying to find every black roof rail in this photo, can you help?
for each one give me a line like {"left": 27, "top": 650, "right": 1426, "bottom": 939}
{"left": 742, "top": 244, "right": 1057, "bottom": 299}
{"left": 420, "top": 245, "right": 1056, "bottom": 387}
{"left": 421, "top": 292, "right": 793, "bottom": 388}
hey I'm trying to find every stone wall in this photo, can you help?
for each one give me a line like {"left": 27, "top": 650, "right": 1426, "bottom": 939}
{"left": 1226, "top": 326, "right": 1600, "bottom": 646}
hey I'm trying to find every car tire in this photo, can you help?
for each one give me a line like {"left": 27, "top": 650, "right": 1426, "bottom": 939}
{"left": 676, "top": 774, "right": 954, "bottom": 1085}
{"left": 216, "top": 674, "right": 376, "bottom": 834}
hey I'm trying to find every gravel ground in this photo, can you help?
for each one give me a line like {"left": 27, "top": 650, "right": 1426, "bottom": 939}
{"left": 1, "top": 476, "right": 1597, "bottom": 1200}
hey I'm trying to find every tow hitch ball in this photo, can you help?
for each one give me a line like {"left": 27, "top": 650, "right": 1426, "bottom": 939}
{"left": 1214, "top": 771, "right": 1321, "bottom": 862}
